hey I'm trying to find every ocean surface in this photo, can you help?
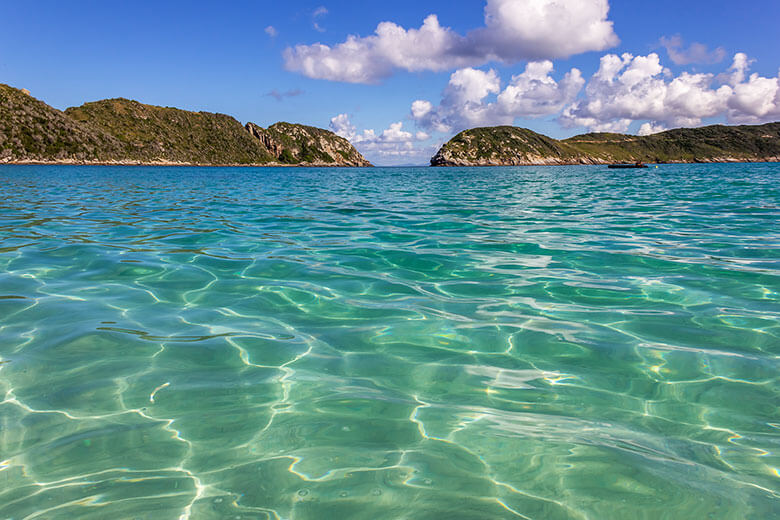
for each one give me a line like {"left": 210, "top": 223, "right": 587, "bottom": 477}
{"left": 0, "top": 164, "right": 778, "bottom": 520}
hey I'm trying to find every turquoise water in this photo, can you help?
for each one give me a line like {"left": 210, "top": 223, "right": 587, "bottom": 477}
{"left": 0, "top": 164, "right": 778, "bottom": 519}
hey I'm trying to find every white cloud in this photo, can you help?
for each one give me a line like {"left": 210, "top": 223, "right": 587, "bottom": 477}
{"left": 497, "top": 61, "right": 585, "bottom": 117}
{"left": 284, "top": 15, "right": 466, "bottom": 84}
{"left": 265, "top": 26, "right": 278, "bottom": 38}
{"left": 560, "top": 52, "right": 780, "bottom": 132}
{"left": 728, "top": 74, "right": 780, "bottom": 124}
{"left": 560, "top": 52, "right": 732, "bottom": 132}
{"left": 285, "top": 0, "right": 618, "bottom": 83}
{"left": 412, "top": 62, "right": 584, "bottom": 133}
{"left": 659, "top": 35, "right": 726, "bottom": 65}
{"left": 329, "top": 114, "right": 431, "bottom": 161}
{"left": 411, "top": 100, "right": 434, "bottom": 121}
{"left": 329, "top": 113, "right": 356, "bottom": 139}
{"left": 637, "top": 122, "right": 667, "bottom": 136}
{"left": 726, "top": 54, "right": 780, "bottom": 124}
{"left": 412, "top": 68, "right": 507, "bottom": 133}
{"left": 472, "top": 0, "right": 618, "bottom": 62}
{"left": 725, "top": 53, "right": 753, "bottom": 86}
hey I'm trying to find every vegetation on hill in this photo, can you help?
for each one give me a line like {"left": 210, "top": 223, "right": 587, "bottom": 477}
{"left": 564, "top": 123, "right": 780, "bottom": 163}
{"left": 65, "top": 99, "right": 275, "bottom": 164}
{"left": 0, "top": 83, "right": 371, "bottom": 166}
{"left": 246, "top": 122, "right": 372, "bottom": 166}
{"left": 431, "top": 123, "right": 780, "bottom": 166}
{"left": 0, "top": 84, "right": 123, "bottom": 162}
{"left": 431, "top": 126, "right": 582, "bottom": 166}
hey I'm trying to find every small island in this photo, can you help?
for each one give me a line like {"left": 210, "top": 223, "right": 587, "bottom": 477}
{"left": 430, "top": 124, "right": 780, "bottom": 166}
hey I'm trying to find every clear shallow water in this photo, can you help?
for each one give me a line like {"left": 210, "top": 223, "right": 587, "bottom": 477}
{"left": 0, "top": 164, "right": 778, "bottom": 520}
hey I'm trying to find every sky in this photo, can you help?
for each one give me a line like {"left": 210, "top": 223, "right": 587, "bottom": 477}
{"left": 2, "top": 0, "right": 780, "bottom": 165}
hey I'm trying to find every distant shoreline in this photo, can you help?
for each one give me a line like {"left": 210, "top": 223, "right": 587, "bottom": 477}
{"left": 0, "top": 160, "right": 373, "bottom": 168}
{"left": 430, "top": 158, "right": 780, "bottom": 167}
{"left": 2, "top": 159, "right": 779, "bottom": 169}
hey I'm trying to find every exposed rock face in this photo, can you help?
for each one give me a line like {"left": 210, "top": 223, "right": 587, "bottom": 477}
{"left": 0, "top": 82, "right": 371, "bottom": 166}
{"left": 246, "top": 123, "right": 282, "bottom": 157}
{"left": 246, "top": 122, "right": 372, "bottom": 167}
{"left": 431, "top": 123, "right": 780, "bottom": 166}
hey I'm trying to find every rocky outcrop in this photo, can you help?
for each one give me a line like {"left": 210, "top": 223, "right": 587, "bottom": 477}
{"left": 246, "top": 122, "right": 372, "bottom": 167}
{"left": 431, "top": 123, "right": 780, "bottom": 166}
{"left": 246, "top": 123, "right": 282, "bottom": 158}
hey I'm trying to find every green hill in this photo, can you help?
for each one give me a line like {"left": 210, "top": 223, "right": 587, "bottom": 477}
{"left": 0, "top": 83, "right": 372, "bottom": 166}
{"left": 431, "top": 123, "right": 780, "bottom": 166}
{"left": 0, "top": 84, "right": 123, "bottom": 162}
{"left": 65, "top": 98, "right": 275, "bottom": 165}
{"left": 430, "top": 126, "right": 582, "bottom": 166}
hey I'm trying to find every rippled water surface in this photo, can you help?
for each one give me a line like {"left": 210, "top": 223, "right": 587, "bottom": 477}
{"left": 0, "top": 164, "right": 778, "bottom": 519}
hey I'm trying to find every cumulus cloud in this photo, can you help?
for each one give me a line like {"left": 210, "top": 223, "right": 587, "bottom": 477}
{"left": 724, "top": 53, "right": 753, "bottom": 86}
{"left": 637, "top": 122, "right": 667, "bottom": 136}
{"left": 329, "top": 113, "right": 356, "bottom": 138}
{"left": 411, "top": 68, "right": 508, "bottom": 132}
{"left": 265, "top": 26, "right": 278, "bottom": 38}
{"left": 424, "top": 68, "right": 507, "bottom": 131}
{"left": 471, "top": 0, "right": 618, "bottom": 62}
{"left": 330, "top": 114, "right": 430, "bottom": 158}
{"left": 497, "top": 62, "right": 585, "bottom": 117}
{"left": 284, "top": 0, "right": 618, "bottom": 83}
{"left": 408, "top": 51, "right": 780, "bottom": 136}
{"left": 412, "top": 62, "right": 584, "bottom": 133}
{"left": 560, "top": 52, "right": 780, "bottom": 132}
{"left": 560, "top": 52, "right": 732, "bottom": 132}
{"left": 659, "top": 35, "right": 726, "bottom": 65}
{"left": 726, "top": 54, "right": 780, "bottom": 124}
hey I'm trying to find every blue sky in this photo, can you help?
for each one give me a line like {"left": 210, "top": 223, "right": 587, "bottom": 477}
{"left": 2, "top": 0, "right": 780, "bottom": 165}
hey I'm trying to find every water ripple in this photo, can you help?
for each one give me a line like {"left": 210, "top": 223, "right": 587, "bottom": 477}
{"left": 0, "top": 164, "right": 778, "bottom": 519}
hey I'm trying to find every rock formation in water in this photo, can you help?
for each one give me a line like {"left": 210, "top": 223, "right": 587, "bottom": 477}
{"left": 0, "top": 83, "right": 372, "bottom": 166}
{"left": 431, "top": 123, "right": 780, "bottom": 166}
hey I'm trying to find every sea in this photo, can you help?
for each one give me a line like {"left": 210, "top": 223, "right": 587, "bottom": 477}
{"left": 0, "top": 164, "right": 778, "bottom": 519}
